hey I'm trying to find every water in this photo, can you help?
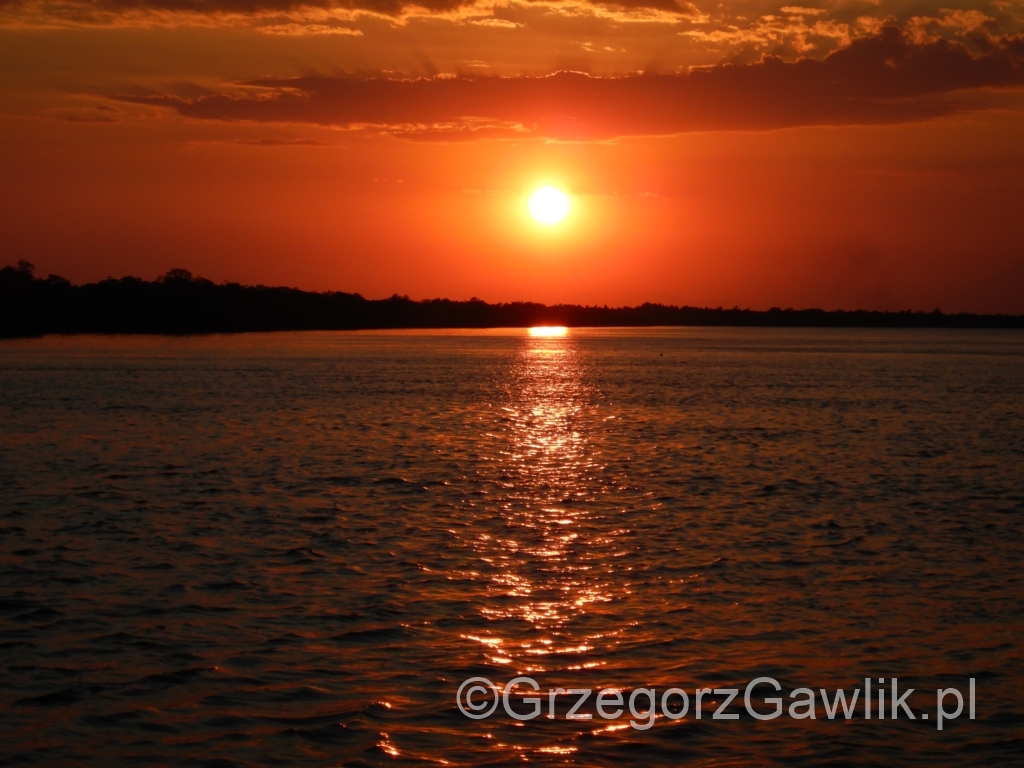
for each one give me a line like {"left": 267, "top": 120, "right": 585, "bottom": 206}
{"left": 1, "top": 328, "right": 1022, "bottom": 766}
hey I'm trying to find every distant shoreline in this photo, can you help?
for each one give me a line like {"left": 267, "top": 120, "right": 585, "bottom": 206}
{"left": 3, "top": 263, "right": 1023, "bottom": 338}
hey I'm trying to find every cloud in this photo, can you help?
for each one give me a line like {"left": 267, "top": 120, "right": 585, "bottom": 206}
{"left": 0, "top": 0, "right": 700, "bottom": 26}
{"left": 907, "top": 8, "right": 996, "bottom": 43}
{"left": 0, "top": 0, "right": 464, "bottom": 15}
{"left": 780, "top": 6, "right": 826, "bottom": 16}
{"left": 126, "top": 27, "right": 1024, "bottom": 139}
{"left": 229, "top": 137, "right": 328, "bottom": 145}
{"left": 465, "top": 16, "right": 520, "bottom": 27}
{"left": 255, "top": 20, "right": 363, "bottom": 33}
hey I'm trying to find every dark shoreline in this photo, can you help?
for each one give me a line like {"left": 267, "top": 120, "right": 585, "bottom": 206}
{"left": 3, "top": 263, "right": 1023, "bottom": 338}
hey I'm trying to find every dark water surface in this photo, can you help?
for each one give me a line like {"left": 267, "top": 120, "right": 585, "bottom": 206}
{"left": 1, "top": 328, "right": 1022, "bottom": 766}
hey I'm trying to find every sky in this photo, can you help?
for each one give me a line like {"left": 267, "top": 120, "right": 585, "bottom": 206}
{"left": 1, "top": 0, "right": 1022, "bottom": 311}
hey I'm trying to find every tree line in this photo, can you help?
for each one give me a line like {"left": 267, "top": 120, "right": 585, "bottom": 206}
{"left": 2, "top": 261, "right": 1021, "bottom": 338}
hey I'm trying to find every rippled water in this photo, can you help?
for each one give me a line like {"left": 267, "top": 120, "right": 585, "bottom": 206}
{"left": 2, "top": 328, "right": 1023, "bottom": 766}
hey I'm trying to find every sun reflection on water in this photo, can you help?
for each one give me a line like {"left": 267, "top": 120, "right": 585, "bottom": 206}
{"left": 467, "top": 330, "right": 622, "bottom": 672}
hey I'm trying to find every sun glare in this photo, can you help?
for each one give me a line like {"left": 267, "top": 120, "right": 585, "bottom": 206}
{"left": 529, "top": 187, "right": 570, "bottom": 225}
{"left": 528, "top": 326, "right": 569, "bottom": 337}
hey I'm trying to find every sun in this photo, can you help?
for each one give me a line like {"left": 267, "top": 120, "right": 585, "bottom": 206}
{"left": 528, "top": 326, "right": 568, "bottom": 337}
{"left": 528, "top": 186, "right": 570, "bottom": 225}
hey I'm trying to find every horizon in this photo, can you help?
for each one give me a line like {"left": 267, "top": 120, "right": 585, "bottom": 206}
{"left": 6, "top": 260, "right": 1024, "bottom": 340}
{"left": 7, "top": 260, "right": 1024, "bottom": 318}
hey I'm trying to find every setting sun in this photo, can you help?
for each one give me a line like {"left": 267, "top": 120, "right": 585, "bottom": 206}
{"left": 528, "top": 187, "right": 570, "bottom": 225}
{"left": 528, "top": 326, "right": 568, "bottom": 337}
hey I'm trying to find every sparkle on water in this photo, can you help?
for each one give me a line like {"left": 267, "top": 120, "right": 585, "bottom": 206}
{"left": 1, "top": 328, "right": 1022, "bottom": 766}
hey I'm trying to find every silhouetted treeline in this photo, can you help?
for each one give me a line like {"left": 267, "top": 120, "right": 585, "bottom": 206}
{"left": 2, "top": 261, "right": 1022, "bottom": 338}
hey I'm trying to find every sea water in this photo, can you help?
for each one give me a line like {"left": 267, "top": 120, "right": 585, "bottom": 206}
{"left": 1, "top": 328, "right": 1022, "bottom": 765}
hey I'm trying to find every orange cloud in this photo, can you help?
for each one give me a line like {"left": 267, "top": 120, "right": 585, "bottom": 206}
{"left": 0, "top": 0, "right": 700, "bottom": 25}
{"left": 126, "top": 27, "right": 1024, "bottom": 139}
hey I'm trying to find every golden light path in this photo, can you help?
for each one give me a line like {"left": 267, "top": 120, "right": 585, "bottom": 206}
{"left": 528, "top": 326, "right": 568, "bottom": 337}
{"left": 460, "top": 326, "right": 622, "bottom": 688}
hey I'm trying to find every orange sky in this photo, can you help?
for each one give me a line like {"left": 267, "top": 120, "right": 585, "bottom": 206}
{"left": 1, "top": 0, "right": 1022, "bottom": 312}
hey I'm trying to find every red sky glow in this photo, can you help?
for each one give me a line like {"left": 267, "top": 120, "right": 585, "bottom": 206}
{"left": 1, "top": 0, "right": 1022, "bottom": 311}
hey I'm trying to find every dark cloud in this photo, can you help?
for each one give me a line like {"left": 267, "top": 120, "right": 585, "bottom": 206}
{"left": 127, "top": 27, "right": 1024, "bottom": 139}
